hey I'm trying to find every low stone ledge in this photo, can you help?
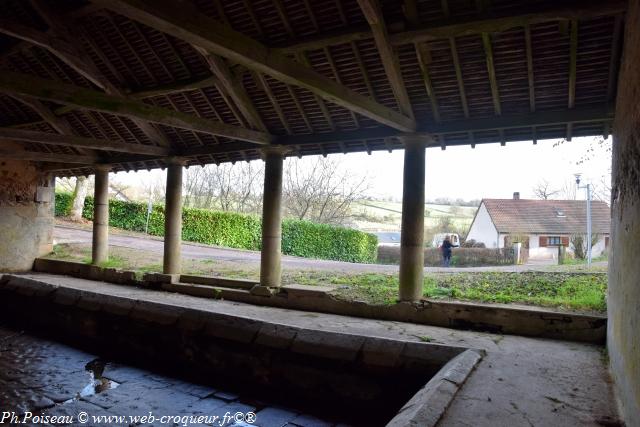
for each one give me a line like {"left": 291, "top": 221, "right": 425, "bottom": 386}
{"left": 130, "top": 300, "right": 185, "bottom": 326}
{"left": 291, "top": 329, "right": 366, "bottom": 362}
{"left": 386, "top": 349, "right": 483, "bottom": 427}
{"left": 203, "top": 313, "right": 263, "bottom": 344}
{"left": 180, "top": 274, "right": 257, "bottom": 290}
{"left": 281, "top": 284, "right": 334, "bottom": 298}
{"left": 26, "top": 261, "right": 607, "bottom": 343}
{"left": 254, "top": 322, "right": 299, "bottom": 350}
{"left": 362, "top": 337, "right": 406, "bottom": 368}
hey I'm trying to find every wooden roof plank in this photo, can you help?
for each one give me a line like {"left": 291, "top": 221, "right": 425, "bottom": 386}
{"left": 95, "top": 0, "right": 416, "bottom": 132}
{"left": 277, "top": 1, "right": 626, "bottom": 52}
{"left": 0, "top": 127, "right": 169, "bottom": 155}
{"left": 0, "top": 71, "right": 273, "bottom": 144}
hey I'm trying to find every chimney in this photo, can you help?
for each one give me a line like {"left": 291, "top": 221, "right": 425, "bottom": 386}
{"left": 513, "top": 192, "right": 520, "bottom": 200}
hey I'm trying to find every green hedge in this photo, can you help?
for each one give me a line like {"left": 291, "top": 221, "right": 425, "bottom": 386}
{"left": 55, "top": 193, "right": 377, "bottom": 263}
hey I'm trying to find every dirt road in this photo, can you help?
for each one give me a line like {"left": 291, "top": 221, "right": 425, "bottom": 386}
{"left": 53, "top": 225, "right": 603, "bottom": 273}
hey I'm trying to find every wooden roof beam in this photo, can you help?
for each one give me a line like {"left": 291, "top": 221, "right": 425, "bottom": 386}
{"left": 566, "top": 19, "right": 578, "bottom": 140}
{"left": 0, "top": 128, "right": 169, "bottom": 156}
{"left": 482, "top": 33, "right": 501, "bottom": 116}
{"left": 0, "top": 71, "right": 272, "bottom": 144}
{"left": 278, "top": 106, "right": 613, "bottom": 146}
{"left": 524, "top": 24, "right": 536, "bottom": 113}
{"left": 358, "top": 0, "right": 414, "bottom": 119}
{"left": 276, "top": 1, "right": 626, "bottom": 52}
{"left": 0, "top": 149, "right": 97, "bottom": 164}
{"left": 95, "top": 0, "right": 416, "bottom": 132}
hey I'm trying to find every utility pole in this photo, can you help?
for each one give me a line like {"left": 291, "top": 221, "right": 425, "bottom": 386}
{"left": 575, "top": 174, "right": 592, "bottom": 267}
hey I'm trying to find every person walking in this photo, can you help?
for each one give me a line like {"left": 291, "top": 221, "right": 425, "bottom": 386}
{"left": 441, "top": 235, "right": 454, "bottom": 267}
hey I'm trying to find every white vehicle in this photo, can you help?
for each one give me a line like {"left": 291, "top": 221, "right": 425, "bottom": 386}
{"left": 432, "top": 233, "right": 461, "bottom": 248}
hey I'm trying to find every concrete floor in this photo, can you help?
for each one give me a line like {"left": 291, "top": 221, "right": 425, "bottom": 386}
{"left": 2, "top": 273, "right": 621, "bottom": 426}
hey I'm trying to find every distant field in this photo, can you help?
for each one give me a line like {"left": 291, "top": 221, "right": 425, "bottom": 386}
{"left": 351, "top": 200, "right": 476, "bottom": 232}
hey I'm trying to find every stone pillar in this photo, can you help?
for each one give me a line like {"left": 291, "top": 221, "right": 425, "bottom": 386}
{"left": 608, "top": 0, "right": 640, "bottom": 422}
{"left": 163, "top": 159, "right": 184, "bottom": 275}
{"left": 259, "top": 146, "right": 286, "bottom": 288}
{"left": 0, "top": 154, "right": 54, "bottom": 272}
{"left": 398, "top": 135, "right": 428, "bottom": 302}
{"left": 91, "top": 166, "right": 110, "bottom": 265}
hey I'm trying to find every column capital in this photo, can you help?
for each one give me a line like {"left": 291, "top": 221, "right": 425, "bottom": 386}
{"left": 398, "top": 133, "right": 433, "bottom": 146}
{"left": 165, "top": 156, "right": 188, "bottom": 166}
{"left": 94, "top": 164, "right": 111, "bottom": 173}
{"left": 260, "top": 144, "right": 291, "bottom": 159}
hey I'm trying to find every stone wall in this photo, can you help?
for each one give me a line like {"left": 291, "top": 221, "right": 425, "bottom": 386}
{"left": 609, "top": 0, "right": 640, "bottom": 424}
{"left": 0, "top": 155, "right": 54, "bottom": 272}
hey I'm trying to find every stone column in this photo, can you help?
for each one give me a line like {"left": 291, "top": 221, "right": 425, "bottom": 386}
{"left": 608, "top": 0, "right": 640, "bottom": 422}
{"left": 398, "top": 135, "right": 428, "bottom": 302}
{"left": 91, "top": 165, "right": 110, "bottom": 265}
{"left": 163, "top": 158, "right": 184, "bottom": 275}
{"left": 259, "top": 146, "right": 287, "bottom": 288}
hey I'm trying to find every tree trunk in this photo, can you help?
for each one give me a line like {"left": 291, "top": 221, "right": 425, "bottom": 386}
{"left": 70, "top": 176, "right": 88, "bottom": 221}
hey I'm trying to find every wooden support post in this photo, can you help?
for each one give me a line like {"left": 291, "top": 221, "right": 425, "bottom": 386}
{"left": 92, "top": 165, "right": 110, "bottom": 265}
{"left": 163, "top": 158, "right": 185, "bottom": 275}
{"left": 399, "top": 134, "right": 429, "bottom": 302}
{"left": 259, "top": 146, "right": 287, "bottom": 288}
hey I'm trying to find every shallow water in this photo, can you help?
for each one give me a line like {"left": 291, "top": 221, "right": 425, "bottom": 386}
{"left": 0, "top": 325, "right": 347, "bottom": 426}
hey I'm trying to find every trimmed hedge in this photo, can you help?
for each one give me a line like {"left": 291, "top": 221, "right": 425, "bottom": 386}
{"left": 55, "top": 193, "right": 377, "bottom": 263}
{"left": 377, "top": 246, "right": 515, "bottom": 267}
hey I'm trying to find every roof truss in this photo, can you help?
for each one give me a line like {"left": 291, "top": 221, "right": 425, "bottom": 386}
{"left": 94, "top": 0, "right": 416, "bottom": 132}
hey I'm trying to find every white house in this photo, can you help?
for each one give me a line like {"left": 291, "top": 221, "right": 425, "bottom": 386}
{"left": 466, "top": 193, "right": 610, "bottom": 260}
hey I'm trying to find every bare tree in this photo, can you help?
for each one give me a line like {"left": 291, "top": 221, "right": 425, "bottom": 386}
{"left": 283, "top": 157, "right": 369, "bottom": 225}
{"left": 183, "top": 162, "right": 263, "bottom": 214}
{"left": 532, "top": 179, "right": 560, "bottom": 200}
{"left": 69, "top": 176, "right": 89, "bottom": 221}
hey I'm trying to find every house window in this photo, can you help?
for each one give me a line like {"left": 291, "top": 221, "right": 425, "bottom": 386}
{"left": 548, "top": 236, "right": 562, "bottom": 246}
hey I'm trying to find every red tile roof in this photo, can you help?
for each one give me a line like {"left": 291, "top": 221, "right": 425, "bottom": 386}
{"left": 482, "top": 199, "right": 611, "bottom": 235}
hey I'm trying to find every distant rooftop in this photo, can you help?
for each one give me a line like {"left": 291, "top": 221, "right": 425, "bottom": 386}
{"left": 481, "top": 198, "right": 611, "bottom": 234}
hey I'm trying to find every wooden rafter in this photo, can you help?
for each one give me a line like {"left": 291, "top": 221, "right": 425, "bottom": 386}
{"left": 295, "top": 52, "right": 336, "bottom": 132}
{"left": 0, "top": 128, "right": 169, "bottom": 156}
{"left": 482, "top": 33, "right": 501, "bottom": 116}
{"left": 566, "top": 19, "right": 578, "bottom": 140}
{"left": 415, "top": 43, "right": 440, "bottom": 122}
{"left": 276, "top": 1, "right": 626, "bottom": 52}
{"left": 36, "top": 106, "right": 613, "bottom": 169}
{"left": 129, "top": 77, "right": 219, "bottom": 100}
{"left": 357, "top": 0, "right": 414, "bottom": 119}
{"left": 95, "top": 0, "right": 416, "bottom": 132}
{"left": 251, "top": 71, "right": 292, "bottom": 134}
{"left": 277, "top": 106, "right": 613, "bottom": 146}
{"left": 0, "top": 71, "right": 272, "bottom": 145}
{"left": 196, "top": 49, "right": 268, "bottom": 132}
{"left": 524, "top": 24, "right": 536, "bottom": 113}
{"left": 0, "top": 4, "right": 172, "bottom": 148}
{"left": 0, "top": 149, "right": 97, "bottom": 164}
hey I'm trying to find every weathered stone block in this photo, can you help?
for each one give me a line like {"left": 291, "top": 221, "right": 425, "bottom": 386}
{"left": 203, "top": 313, "right": 262, "bottom": 343}
{"left": 51, "top": 286, "right": 82, "bottom": 306}
{"left": 254, "top": 322, "right": 299, "bottom": 349}
{"left": 130, "top": 300, "right": 184, "bottom": 325}
{"left": 291, "top": 329, "right": 365, "bottom": 362}
{"left": 361, "top": 337, "right": 405, "bottom": 368}
{"left": 250, "top": 285, "right": 274, "bottom": 297}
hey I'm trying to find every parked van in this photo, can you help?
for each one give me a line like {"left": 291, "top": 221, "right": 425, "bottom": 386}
{"left": 432, "top": 233, "right": 461, "bottom": 248}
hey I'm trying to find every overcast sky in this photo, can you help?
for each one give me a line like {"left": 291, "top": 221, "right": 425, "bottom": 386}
{"left": 114, "top": 136, "right": 612, "bottom": 202}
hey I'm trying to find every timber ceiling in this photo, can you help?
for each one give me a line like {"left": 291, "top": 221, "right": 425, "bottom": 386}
{"left": 0, "top": 0, "right": 625, "bottom": 176}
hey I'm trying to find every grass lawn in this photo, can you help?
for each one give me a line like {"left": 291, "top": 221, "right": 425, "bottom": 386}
{"left": 47, "top": 243, "right": 607, "bottom": 314}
